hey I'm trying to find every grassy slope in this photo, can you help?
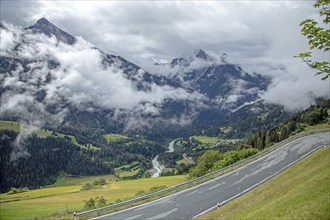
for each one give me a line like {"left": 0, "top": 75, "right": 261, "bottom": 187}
{"left": 176, "top": 158, "right": 190, "bottom": 166}
{"left": 103, "top": 133, "right": 128, "bottom": 142}
{"left": 114, "top": 162, "right": 142, "bottom": 178}
{"left": 302, "top": 109, "right": 330, "bottom": 131}
{"left": 0, "top": 175, "right": 187, "bottom": 220}
{"left": 201, "top": 146, "right": 330, "bottom": 220}
{"left": 0, "top": 121, "right": 21, "bottom": 131}
{"left": 192, "top": 136, "right": 220, "bottom": 144}
{"left": 0, "top": 120, "right": 99, "bottom": 150}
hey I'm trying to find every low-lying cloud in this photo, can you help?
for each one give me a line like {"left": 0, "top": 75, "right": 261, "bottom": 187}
{"left": 234, "top": 56, "right": 330, "bottom": 111}
{"left": 1, "top": 23, "right": 202, "bottom": 116}
{"left": 0, "top": 23, "right": 208, "bottom": 160}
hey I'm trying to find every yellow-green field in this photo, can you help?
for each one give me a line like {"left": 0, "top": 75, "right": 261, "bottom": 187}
{"left": 191, "top": 135, "right": 239, "bottom": 150}
{"left": 103, "top": 133, "right": 129, "bottom": 142}
{"left": 191, "top": 136, "right": 220, "bottom": 144}
{"left": 0, "top": 120, "right": 99, "bottom": 151}
{"left": 220, "top": 126, "right": 232, "bottom": 133}
{"left": 0, "top": 120, "right": 52, "bottom": 137}
{"left": 114, "top": 162, "right": 142, "bottom": 178}
{"left": 50, "top": 174, "right": 118, "bottom": 187}
{"left": 176, "top": 158, "right": 190, "bottom": 166}
{"left": 0, "top": 121, "right": 21, "bottom": 132}
{"left": 301, "top": 109, "right": 330, "bottom": 131}
{"left": 0, "top": 175, "right": 187, "bottom": 220}
{"left": 302, "top": 120, "right": 330, "bottom": 132}
{"left": 201, "top": 146, "right": 330, "bottom": 220}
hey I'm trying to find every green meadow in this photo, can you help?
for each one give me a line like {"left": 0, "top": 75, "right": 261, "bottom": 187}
{"left": 191, "top": 135, "right": 220, "bottom": 144}
{"left": 114, "top": 162, "right": 142, "bottom": 178}
{"left": 103, "top": 133, "right": 129, "bottom": 142}
{"left": 0, "top": 120, "right": 99, "bottom": 150}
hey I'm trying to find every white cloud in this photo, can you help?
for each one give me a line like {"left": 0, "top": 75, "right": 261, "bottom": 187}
{"left": 260, "top": 60, "right": 329, "bottom": 111}
{"left": 0, "top": 29, "right": 15, "bottom": 54}
{"left": 1, "top": 24, "right": 205, "bottom": 126}
{"left": 1, "top": 0, "right": 329, "bottom": 112}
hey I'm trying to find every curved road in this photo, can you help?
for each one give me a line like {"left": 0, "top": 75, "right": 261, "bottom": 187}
{"left": 93, "top": 132, "right": 329, "bottom": 220}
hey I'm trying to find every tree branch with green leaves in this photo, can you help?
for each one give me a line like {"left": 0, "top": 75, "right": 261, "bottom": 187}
{"left": 294, "top": 0, "right": 330, "bottom": 80}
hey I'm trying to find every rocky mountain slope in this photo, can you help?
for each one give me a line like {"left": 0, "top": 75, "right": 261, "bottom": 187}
{"left": 0, "top": 18, "right": 287, "bottom": 140}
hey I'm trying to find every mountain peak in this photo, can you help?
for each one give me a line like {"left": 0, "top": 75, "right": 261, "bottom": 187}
{"left": 35, "top": 17, "right": 51, "bottom": 26}
{"left": 26, "top": 18, "right": 76, "bottom": 45}
{"left": 192, "top": 49, "right": 217, "bottom": 62}
{"left": 195, "top": 49, "right": 209, "bottom": 59}
{"left": 0, "top": 22, "right": 6, "bottom": 29}
{"left": 169, "top": 49, "right": 220, "bottom": 68}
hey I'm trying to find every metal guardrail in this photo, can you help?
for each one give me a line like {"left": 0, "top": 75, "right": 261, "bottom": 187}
{"left": 75, "top": 128, "right": 330, "bottom": 219}
{"left": 192, "top": 139, "right": 330, "bottom": 219}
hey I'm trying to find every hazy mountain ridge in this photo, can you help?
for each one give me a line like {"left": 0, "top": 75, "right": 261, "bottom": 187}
{"left": 1, "top": 18, "right": 284, "bottom": 140}
{"left": 151, "top": 49, "right": 271, "bottom": 109}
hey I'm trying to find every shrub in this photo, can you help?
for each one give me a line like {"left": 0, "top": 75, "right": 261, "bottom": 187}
{"left": 83, "top": 198, "right": 96, "bottom": 209}
{"left": 97, "top": 196, "right": 107, "bottom": 207}
{"left": 7, "top": 187, "right": 29, "bottom": 194}
{"left": 92, "top": 178, "right": 106, "bottom": 186}
{"left": 81, "top": 183, "right": 92, "bottom": 191}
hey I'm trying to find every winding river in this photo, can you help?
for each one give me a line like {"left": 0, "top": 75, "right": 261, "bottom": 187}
{"left": 150, "top": 139, "right": 181, "bottom": 177}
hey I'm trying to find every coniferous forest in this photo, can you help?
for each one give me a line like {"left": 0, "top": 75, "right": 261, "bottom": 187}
{"left": 0, "top": 130, "right": 163, "bottom": 193}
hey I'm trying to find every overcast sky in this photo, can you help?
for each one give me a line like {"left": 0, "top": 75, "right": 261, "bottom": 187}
{"left": 1, "top": 0, "right": 329, "bottom": 110}
{"left": 0, "top": 1, "right": 319, "bottom": 62}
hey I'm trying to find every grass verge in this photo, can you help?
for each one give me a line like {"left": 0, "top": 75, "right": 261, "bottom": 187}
{"left": 201, "top": 146, "right": 330, "bottom": 220}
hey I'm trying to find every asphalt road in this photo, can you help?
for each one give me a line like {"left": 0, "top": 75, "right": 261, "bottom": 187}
{"left": 92, "top": 132, "right": 329, "bottom": 220}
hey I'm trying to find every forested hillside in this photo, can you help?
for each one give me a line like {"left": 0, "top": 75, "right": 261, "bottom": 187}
{"left": 187, "top": 100, "right": 329, "bottom": 178}
{"left": 246, "top": 100, "right": 329, "bottom": 149}
{"left": 0, "top": 129, "right": 162, "bottom": 193}
{"left": 203, "top": 102, "right": 292, "bottom": 138}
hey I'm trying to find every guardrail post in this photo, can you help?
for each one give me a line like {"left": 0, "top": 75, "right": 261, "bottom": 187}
{"left": 73, "top": 212, "right": 76, "bottom": 220}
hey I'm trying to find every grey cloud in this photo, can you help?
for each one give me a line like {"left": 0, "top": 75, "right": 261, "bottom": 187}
{"left": 0, "top": 0, "right": 41, "bottom": 27}
{"left": 0, "top": 22, "right": 208, "bottom": 160}
{"left": 1, "top": 23, "right": 206, "bottom": 127}
{"left": 0, "top": 1, "right": 315, "bottom": 61}
{"left": 1, "top": 0, "right": 329, "bottom": 112}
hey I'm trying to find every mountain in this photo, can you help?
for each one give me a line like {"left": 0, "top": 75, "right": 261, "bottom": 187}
{"left": 155, "top": 49, "right": 271, "bottom": 108}
{"left": 0, "top": 23, "right": 6, "bottom": 29}
{"left": 0, "top": 18, "right": 288, "bottom": 141}
{"left": 26, "top": 18, "right": 168, "bottom": 91}
{"left": 26, "top": 18, "right": 76, "bottom": 45}
{"left": 148, "top": 49, "right": 275, "bottom": 132}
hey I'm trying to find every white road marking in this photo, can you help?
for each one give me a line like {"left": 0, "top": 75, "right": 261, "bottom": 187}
{"left": 184, "top": 189, "right": 199, "bottom": 197}
{"left": 145, "top": 208, "right": 178, "bottom": 220}
{"left": 208, "top": 183, "right": 221, "bottom": 190}
{"left": 124, "top": 214, "right": 142, "bottom": 220}
{"left": 198, "top": 190, "right": 205, "bottom": 194}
